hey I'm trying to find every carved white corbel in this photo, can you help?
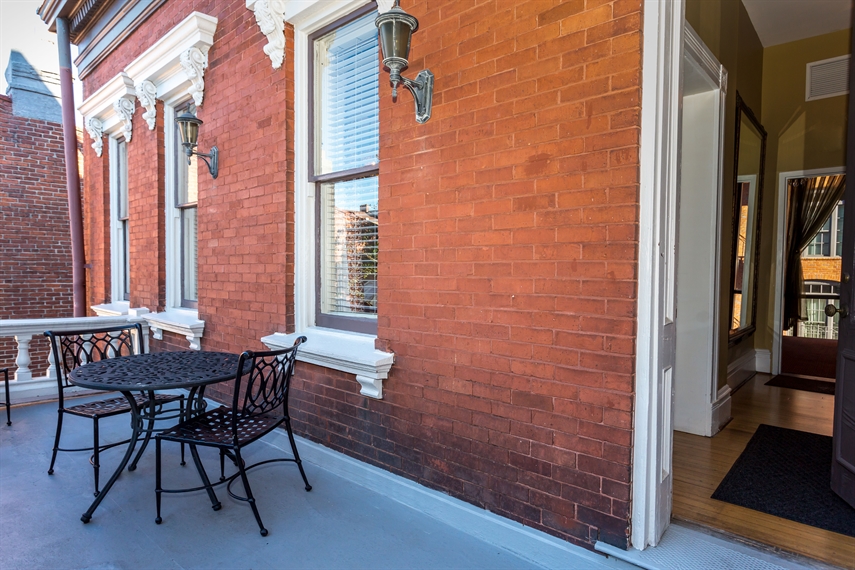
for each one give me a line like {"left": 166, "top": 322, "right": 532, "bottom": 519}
{"left": 135, "top": 80, "right": 157, "bottom": 130}
{"left": 376, "top": 0, "right": 394, "bottom": 12}
{"left": 247, "top": 0, "right": 287, "bottom": 69}
{"left": 180, "top": 46, "right": 209, "bottom": 107}
{"left": 113, "top": 97, "right": 135, "bottom": 142}
{"left": 85, "top": 117, "right": 104, "bottom": 157}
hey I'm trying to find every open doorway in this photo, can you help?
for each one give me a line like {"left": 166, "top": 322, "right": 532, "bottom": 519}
{"left": 771, "top": 172, "right": 846, "bottom": 392}
{"left": 667, "top": 2, "right": 855, "bottom": 567}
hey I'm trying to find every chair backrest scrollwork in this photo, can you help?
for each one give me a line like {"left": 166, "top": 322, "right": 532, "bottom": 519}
{"left": 232, "top": 337, "right": 306, "bottom": 431}
{"left": 44, "top": 324, "right": 145, "bottom": 399}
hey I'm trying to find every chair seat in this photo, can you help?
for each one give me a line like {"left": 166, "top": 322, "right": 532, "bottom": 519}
{"left": 66, "top": 392, "right": 182, "bottom": 419}
{"left": 159, "top": 406, "right": 282, "bottom": 446}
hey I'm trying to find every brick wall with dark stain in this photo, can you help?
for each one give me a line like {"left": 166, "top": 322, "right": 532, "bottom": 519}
{"left": 0, "top": 94, "right": 75, "bottom": 375}
{"left": 80, "top": 0, "right": 641, "bottom": 550}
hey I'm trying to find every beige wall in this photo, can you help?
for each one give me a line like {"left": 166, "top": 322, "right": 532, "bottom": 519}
{"left": 755, "top": 29, "right": 851, "bottom": 354}
{"left": 685, "top": 0, "right": 764, "bottom": 387}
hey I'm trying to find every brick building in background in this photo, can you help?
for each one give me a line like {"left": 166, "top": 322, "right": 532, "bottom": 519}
{"left": 0, "top": 53, "right": 75, "bottom": 373}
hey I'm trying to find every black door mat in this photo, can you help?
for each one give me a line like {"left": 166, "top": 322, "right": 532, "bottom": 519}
{"left": 765, "top": 374, "right": 835, "bottom": 395}
{"left": 711, "top": 425, "right": 855, "bottom": 537}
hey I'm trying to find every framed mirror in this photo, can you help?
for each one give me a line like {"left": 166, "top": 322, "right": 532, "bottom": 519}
{"left": 729, "top": 92, "right": 767, "bottom": 344}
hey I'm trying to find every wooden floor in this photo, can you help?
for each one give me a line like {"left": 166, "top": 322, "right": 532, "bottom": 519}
{"left": 672, "top": 374, "right": 855, "bottom": 568}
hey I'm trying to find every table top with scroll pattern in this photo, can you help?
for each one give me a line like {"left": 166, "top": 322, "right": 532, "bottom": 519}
{"left": 69, "top": 351, "right": 244, "bottom": 391}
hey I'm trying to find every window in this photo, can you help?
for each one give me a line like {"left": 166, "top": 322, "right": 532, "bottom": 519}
{"left": 110, "top": 137, "right": 130, "bottom": 302}
{"left": 172, "top": 103, "right": 199, "bottom": 309}
{"left": 804, "top": 200, "right": 844, "bottom": 257}
{"left": 310, "top": 7, "right": 379, "bottom": 334}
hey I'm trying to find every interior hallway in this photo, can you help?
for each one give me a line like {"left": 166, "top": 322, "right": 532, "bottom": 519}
{"left": 673, "top": 374, "right": 855, "bottom": 568}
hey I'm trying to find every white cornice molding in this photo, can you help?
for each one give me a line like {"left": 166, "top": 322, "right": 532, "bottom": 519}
{"left": 85, "top": 117, "right": 104, "bottom": 157}
{"left": 144, "top": 310, "right": 205, "bottom": 351}
{"left": 247, "top": 0, "right": 287, "bottom": 69}
{"left": 113, "top": 97, "right": 135, "bottom": 142}
{"left": 79, "top": 72, "right": 136, "bottom": 148}
{"left": 135, "top": 80, "right": 158, "bottom": 130}
{"left": 124, "top": 12, "right": 217, "bottom": 106}
{"left": 261, "top": 329, "right": 394, "bottom": 399}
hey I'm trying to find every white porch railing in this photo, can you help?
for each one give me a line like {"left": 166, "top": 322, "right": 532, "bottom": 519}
{"left": 0, "top": 315, "right": 150, "bottom": 403}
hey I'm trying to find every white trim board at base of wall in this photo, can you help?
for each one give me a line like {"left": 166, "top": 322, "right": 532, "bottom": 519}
{"left": 727, "top": 349, "right": 758, "bottom": 390}
{"left": 261, "top": 429, "right": 636, "bottom": 570}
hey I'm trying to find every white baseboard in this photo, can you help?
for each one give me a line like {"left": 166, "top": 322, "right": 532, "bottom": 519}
{"left": 261, "top": 431, "right": 634, "bottom": 570}
{"left": 710, "top": 385, "right": 731, "bottom": 435}
{"left": 727, "top": 349, "right": 757, "bottom": 390}
{"left": 755, "top": 349, "right": 771, "bottom": 374}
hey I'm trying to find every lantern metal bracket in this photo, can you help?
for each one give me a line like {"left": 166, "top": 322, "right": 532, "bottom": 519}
{"left": 182, "top": 145, "right": 219, "bottom": 179}
{"left": 396, "top": 70, "right": 433, "bottom": 124}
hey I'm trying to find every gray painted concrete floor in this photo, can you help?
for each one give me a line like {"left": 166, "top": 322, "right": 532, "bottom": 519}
{"left": 0, "top": 397, "right": 612, "bottom": 570}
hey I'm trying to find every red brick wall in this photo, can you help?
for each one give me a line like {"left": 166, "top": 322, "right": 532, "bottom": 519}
{"left": 299, "top": 0, "right": 641, "bottom": 549}
{"left": 801, "top": 257, "right": 842, "bottom": 282}
{"left": 83, "top": 0, "right": 294, "bottom": 393}
{"left": 0, "top": 94, "right": 75, "bottom": 373}
{"left": 81, "top": 0, "right": 641, "bottom": 550}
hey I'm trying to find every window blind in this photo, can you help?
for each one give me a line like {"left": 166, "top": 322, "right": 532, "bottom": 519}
{"left": 321, "top": 178, "right": 378, "bottom": 315}
{"left": 315, "top": 12, "right": 379, "bottom": 175}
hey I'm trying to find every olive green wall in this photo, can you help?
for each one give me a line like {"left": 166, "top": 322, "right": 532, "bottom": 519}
{"left": 685, "top": 0, "right": 764, "bottom": 387}
{"left": 754, "top": 29, "right": 851, "bottom": 355}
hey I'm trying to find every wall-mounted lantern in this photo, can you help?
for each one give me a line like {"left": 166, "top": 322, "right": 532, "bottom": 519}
{"left": 375, "top": 0, "right": 434, "bottom": 124}
{"left": 175, "top": 110, "right": 219, "bottom": 178}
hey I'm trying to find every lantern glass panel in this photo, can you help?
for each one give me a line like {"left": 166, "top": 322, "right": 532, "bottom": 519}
{"left": 378, "top": 19, "right": 412, "bottom": 63}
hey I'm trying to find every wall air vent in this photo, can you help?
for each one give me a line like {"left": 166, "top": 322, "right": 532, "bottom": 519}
{"left": 806, "top": 55, "right": 850, "bottom": 101}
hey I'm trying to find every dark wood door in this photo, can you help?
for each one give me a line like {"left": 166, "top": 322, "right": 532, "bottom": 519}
{"left": 830, "top": 8, "right": 855, "bottom": 509}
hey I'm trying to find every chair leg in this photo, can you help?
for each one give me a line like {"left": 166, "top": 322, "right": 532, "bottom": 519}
{"left": 219, "top": 449, "right": 226, "bottom": 481}
{"left": 285, "top": 419, "right": 312, "bottom": 491}
{"left": 48, "top": 409, "right": 63, "bottom": 475}
{"left": 234, "top": 447, "right": 267, "bottom": 536}
{"left": 93, "top": 416, "right": 101, "bottom": 496}
{"left": 155, "top": 437, "right": 163, "bottom": 524}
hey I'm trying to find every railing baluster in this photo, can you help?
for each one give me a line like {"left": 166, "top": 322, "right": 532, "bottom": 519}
{"left": 14, "top": 334, "right": 32, "bottom": 382}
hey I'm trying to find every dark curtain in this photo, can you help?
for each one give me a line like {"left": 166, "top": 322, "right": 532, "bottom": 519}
{"left": 783, "top": 174, "right": 846, "bottom": 329}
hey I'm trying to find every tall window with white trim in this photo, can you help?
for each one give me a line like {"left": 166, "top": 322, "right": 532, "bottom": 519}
{"left": 111, "top": 138, "right": 130, "bottom": 302}
{"left": 311, "top": 8, "right": 379, "bottom": 333}
{"left": 171, "top": 103, "right": 199, "bottom": 309}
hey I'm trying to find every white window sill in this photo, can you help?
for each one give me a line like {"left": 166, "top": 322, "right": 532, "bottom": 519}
{"left": 91, "top": 302, "right": 131, "bottom": 316}
{"left": 261, "top": 328, "right": 394, "bottom": 399}
{"left": 144, "top": 309, "right": 205, "bottom": 350}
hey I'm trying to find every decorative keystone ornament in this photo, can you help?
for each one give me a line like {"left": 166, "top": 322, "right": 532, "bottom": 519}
{"left": 375, "top": 0, "right": 433, "bottom": 124}
{"left": 175, "top": 109, "right": 218, "bottom": 179}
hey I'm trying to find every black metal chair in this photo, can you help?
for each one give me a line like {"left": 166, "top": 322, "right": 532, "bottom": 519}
{"left": 45, "top": 324, "right": 185, "bottom": 496}
{"left": 2, "top": 368, "right": 10, "bottom": 426}
{"left": 155, "top": 337, "right": 310, "bottom": 536}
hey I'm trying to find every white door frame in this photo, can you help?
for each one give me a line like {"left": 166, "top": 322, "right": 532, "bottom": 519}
{"left": 771, "top": 166, "right": 846, "bottom": 374}
{"left": 631, "top": 0, "right": 685, "bottom": 550}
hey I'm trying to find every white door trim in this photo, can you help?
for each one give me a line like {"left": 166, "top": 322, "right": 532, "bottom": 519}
{"left": 771, "top": 166, "right": 846, "bottom": 374}
{"left": 631, "top": 0, "right": 684, "bottom": 550}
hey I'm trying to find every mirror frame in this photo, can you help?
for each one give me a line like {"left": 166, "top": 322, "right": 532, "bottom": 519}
{"left": 728, "top": 92, "right": 768, "bottom": 345}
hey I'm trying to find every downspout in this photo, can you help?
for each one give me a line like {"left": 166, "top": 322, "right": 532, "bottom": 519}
{"left": 56, "top": 17, "right": 86, "bottom": 317}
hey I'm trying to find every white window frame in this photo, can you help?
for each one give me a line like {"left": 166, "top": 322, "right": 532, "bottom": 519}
{"left": 109, "top": 136, "right": 130, "bottom": 306}
{"left": 143, "top": 102, "right": 205, "bottom": 350}
{"left": 260, "top": 0, "right": 393, "bottom": 399}
{"left": 802, "top": 200, "right": 844, "bottom": 258}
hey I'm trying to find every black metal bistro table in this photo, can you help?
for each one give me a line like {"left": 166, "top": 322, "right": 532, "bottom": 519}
{"left": 68, "top": 350, "right": 244, "bottom": 523}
